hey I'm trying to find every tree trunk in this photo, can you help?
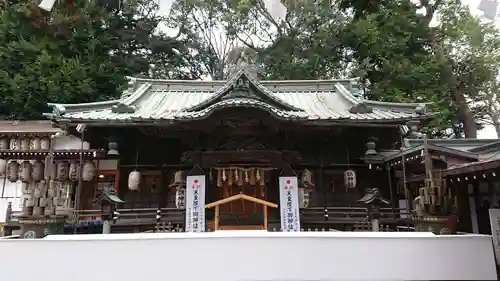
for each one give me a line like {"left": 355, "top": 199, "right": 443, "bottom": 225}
{"left": 454, "top": 83, "right": 477, "bottom": 138}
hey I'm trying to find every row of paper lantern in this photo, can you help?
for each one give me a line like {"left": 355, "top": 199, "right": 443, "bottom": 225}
{"left": 0, "top": 136, "right": 51, "bottom": 150}
{"left": 0, "top": 159, "right": 96, "bottom": 182}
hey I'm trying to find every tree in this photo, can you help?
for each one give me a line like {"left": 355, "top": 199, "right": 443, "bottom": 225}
{"left": 0, "top": 0, "right": 195, "bottom": 119}
{"left": 436, "top": 0, "right": 500, "bottom": 138}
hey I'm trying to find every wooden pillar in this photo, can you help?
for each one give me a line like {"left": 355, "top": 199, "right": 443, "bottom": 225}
{"left": 214, "top": 205, "right": 219, "bottom": 231}
{"left": 263, "top": 206, "right": 268, "bottom": 230}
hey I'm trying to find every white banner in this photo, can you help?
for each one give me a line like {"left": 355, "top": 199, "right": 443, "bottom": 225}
{"left": 279, "top": 176, "right": 300, "bottom": 232}
{"left": 185, "top": 175, "right": 206, "bottom": 232}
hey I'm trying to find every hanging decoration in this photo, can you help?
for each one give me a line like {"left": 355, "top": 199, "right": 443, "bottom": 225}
{"left": 32, "top": 161, "right": 45, "bottom": 182}
{"left": 7, "top": 161, "right": 18, "bottom": 182}
{"left": 0, "top": 137, "right": 8, "bottom": 150}
{"left": 175, "top": 186, "right": 186, "bottom": 209}
{"left": 20, "top": 137, "right": 30, "bottom": 150}
{"left": 128, "top": 170, "right": 141, "bottom": 191}
{"left": 212, "top": 167, "right": 272, "bottom": 186}
{"left": 344, "top": 169, "right": 357, "bottom": 189}
{"left": 172, "top": 170, "right": 186, "bottom": 187}
{"left": 0, "top": 159, "right": 6, "bottom": 178}
{"left": 29, "top": 137, "right": 41, "bottom": 150}
{"left": 82, "top": 161, "right": 96, "bottom": 182}
{"left": 185, "top": 174, "right": 206, "bottom": 232}
{"left": 19, "top": 161, "right": 33, "bottom": 182}
{"left": 300, "top": 169, "right": 314, "bottom": 188}
{"left": 298, "top": 187, "right": 309, "bottom": 208}
{"left": 56, "top": 161, "right": 69, "bottom": 181}
{"left": 40, "top": 137, "right": 50, "bottom": 150}
{"left": 69, "top": 162, "right": 79, "bottom": 182}
{"left": 44, "top": 155, "right": 54, "bottom": 181}
{"left": 9, "top": 137, "right": 19, "bottom": 150}
{"left": 279, "top": 176, "right": 301, "bottom": 232}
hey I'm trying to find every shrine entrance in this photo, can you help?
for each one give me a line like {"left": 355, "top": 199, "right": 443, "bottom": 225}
{"left": 205, "top": 193, "right": 278, "bottom": 230}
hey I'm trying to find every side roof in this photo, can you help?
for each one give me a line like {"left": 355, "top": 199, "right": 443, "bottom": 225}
{"left": 45, "top": 69, "right": 432, "bottom": 124}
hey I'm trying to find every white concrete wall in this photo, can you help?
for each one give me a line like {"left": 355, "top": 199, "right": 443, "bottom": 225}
{"left": 0, "top": 231, "right": 497, "bottom": 281}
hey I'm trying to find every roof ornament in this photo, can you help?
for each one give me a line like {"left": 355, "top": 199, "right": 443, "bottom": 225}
{"left": 415, "top": 104, "right": 427, "bottom": 115}
{"left": 111, "top": 102, "right": 137, "bottom": 113}
{"left": 52, "top": 105, "right": 66, "bottom": 117}
{"left": 349, "top": 102, "right": 373, "bottom": 114}
{"left": 406, "top": 120, "right": 423, "bottom": 139}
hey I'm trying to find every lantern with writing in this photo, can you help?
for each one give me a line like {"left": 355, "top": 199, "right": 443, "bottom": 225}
{"left": 9, "top": 137, "right": 19, "bottom": 150}
{"left": 344, "top": 169, "right": 356, "bottom": 189}
{"left": 7, "top": 161, "right": 18, "bottom": 182}
{"left": 298, "top": 188, "right": 309, "bottom": 208}
{"left": 0, "top": 159, "right": 6, "bottom": 178}
{"left": 19, "top": 161, "right": 32, "bottom": 182}
{"left": 31, "top": 161, "right": 44, "bottom": 182}
{"left": 128, "top": 170, "right": 140, "bottom": 191}
{"left": 82, "top": 161, "right": 96, "bottom": 182}
{"left": 69, "top": 162, "right": 79, "bottom": 182}
{"left": 175, "top": 187, "right": 186, "bottom": 209}
{"left": 20, "top": 137, "right": 30, "bottom": 150}
{"left": 56, "top": 161, "right": 69, "bottom": 181}
{"left": 300, "top": 169, "right": 314, "bottom": 188}
{"left": 40, "top": 137, "right": 50, "bottom": 150}
{"left": 29, "top": 137, "right": 41, "bottom": 150}
{"left": 0, "top": 138, "right": 8, "bottom": 150}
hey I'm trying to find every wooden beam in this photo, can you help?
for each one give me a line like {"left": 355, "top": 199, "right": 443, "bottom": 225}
{"left": 205, "top": 193, "right": 278, "bottom": 209}
{"left": 264, "top": 206, "right": 268, "bottom": 230}
{"left": 214, "top": 205, "right": 219, "bottom": 231}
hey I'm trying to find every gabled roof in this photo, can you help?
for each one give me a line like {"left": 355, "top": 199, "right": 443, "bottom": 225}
{"left": 205, "top": 193, "right": 278, "bottom": 208}
{"left": 405, "top": 138, "right": 499, "bottom": 152}
{"left": 45, "top": 69, "right": 432, "bottom": 124}
{"left": 385, "top": 143, "right": 479, "bottom": 163}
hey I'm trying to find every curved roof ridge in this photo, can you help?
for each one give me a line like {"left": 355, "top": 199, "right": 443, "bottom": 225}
{"left": 183, "top": 70, "right": 303, "bottom": 112}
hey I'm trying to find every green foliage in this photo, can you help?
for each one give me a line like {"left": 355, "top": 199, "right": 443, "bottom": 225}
{"left": 0, "top": 0, "right": 195, "bottom": 119}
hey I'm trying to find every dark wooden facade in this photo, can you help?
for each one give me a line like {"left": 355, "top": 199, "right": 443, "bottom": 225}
{"left": 45, "top": 69, "right": 433, "bottom": 232}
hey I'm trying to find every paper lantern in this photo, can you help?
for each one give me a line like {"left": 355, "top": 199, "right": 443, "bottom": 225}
{"left": 44, "top": 155, "right": 53, "bottom": 180}
{"left": 128, "top": 170, "right": 140, "bottom": 191}
{"left": 26, "top": 198, "right": 35, "bottom": 207}
{"left": 21, "top": 182, "right": 30, "bottom": 195}
{"left": 82, "top": 161, "right": 96, "bottom": 181}
{"left": 0, "top": 138, "right": 8, "bottom": 150}
{"left": 9, "top": 137, "right": 19, "bottom": 150}
{"left": 344, "top": 170, "right": 357, "bottom": 189}
{"left": 20, "top": 137, "right": 30, "bottom": 150}
{"left": 19, "top": 161, "right": 32, "bottom": 182}
{"left": 32, "top": 161, "right": 44, "bottom": 182}
{"left": 69, "top": 163, "right": 79, "bottom": 181}
{"left": 298, "top": 188, "right": 309, "bottom": 208}
{"left": 29, "top": 137, "right": 41, "bottom": 150}
{"left": 56, "top": 161, "right": 69, "bottom": 181}
{"left": 175, "top": 187, "right": 186, "bottom": 209}
{"left": 47, "top": 180, "right": 56, "bottom": 197}
{"left": 33, "top": 182, "right": 43, "bottom": 198}
{"left": 40, "top": 137, "right": 50, "bottom": 150}
{"left": 0, "top": 159, "right": 6, "bottom": 178}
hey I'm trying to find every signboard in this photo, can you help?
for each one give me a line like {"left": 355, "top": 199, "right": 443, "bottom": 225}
{"left": 185, "top": 175, "right": 206, "bottom": 232}
{"left": 489, "top": 208, "right": 500, "bottom": 265}
{"left": 279, "top": 176, "right": 300, "bottom": 232}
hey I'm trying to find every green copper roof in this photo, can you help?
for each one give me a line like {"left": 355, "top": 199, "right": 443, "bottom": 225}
{"left": 45, "top": 69, "right": 432, "bottom": 124}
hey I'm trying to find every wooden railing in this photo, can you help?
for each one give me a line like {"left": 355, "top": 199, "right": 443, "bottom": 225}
{"left": 4, "top": 206, "right": 414, "bottom": 230}
{"left": 299, "top": 207, "right": 413, "bottom": 224}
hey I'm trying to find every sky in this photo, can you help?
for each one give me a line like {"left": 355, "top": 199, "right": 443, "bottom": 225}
{"left": 461, "top": 0, "right": 498, "bottom": 139}
{"left": 157, "top": 0, "right": 499, "bottom": 139}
